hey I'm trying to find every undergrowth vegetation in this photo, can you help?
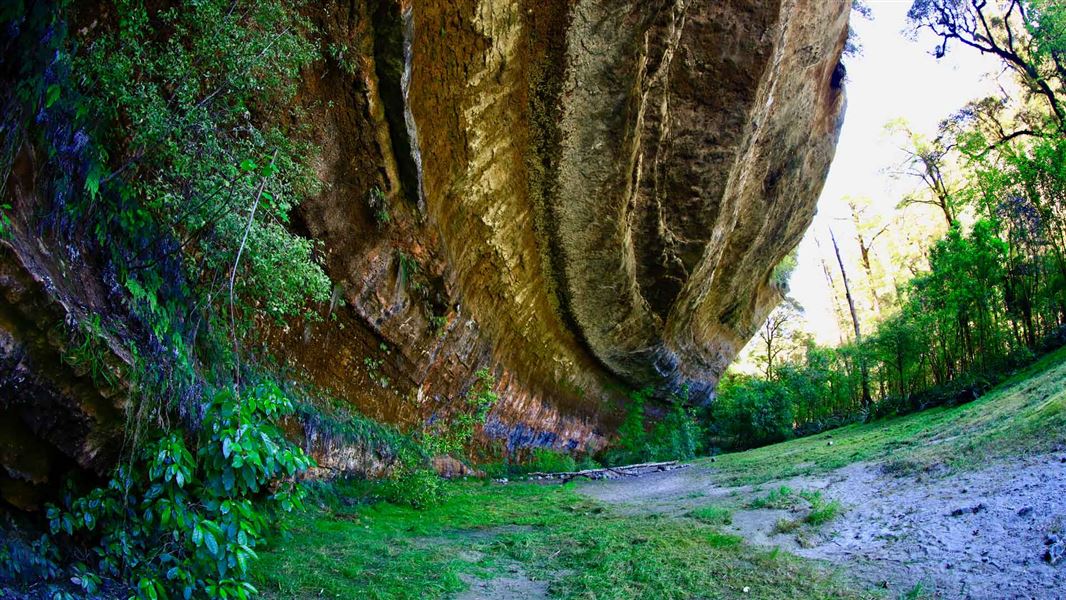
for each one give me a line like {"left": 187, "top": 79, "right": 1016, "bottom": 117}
{"left": 46, "top": 385, "right": 313, "bottom": 600}
{"left": 605, "top": 388, "right": 704, "bottom": 466}
{"left": 703, "top": 345, "right": 1066, "bottom": 486}
{"left": 251, "top": 480, "right": 862, "bottom": 600}
{"left": 0, "top": 1, "right": 336, "bottom": 595}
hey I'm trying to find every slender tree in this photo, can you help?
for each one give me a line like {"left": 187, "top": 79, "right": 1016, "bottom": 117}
{"left": 847, "top": 197, "right": 891, "bottom": 314}
{"left": 757, "top": 298, "right": 804, "bottom": 380}
{"left": 830, "top": 228, "right": 873, "bottom": 415}
{"left": 887, "top": 120, "right": 958, "bottom": 226}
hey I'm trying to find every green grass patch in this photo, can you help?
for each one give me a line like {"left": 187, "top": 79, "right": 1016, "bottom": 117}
{"left": 701, "top": 347, "right": 1066, "bottom": 486}
{"left": 254, "top": 479, "right": 866, "bottom": 599}
{"left": 772, "top": 518, "right": 802, "bottom": 535}
{"left": 800, "top": 491, "right": 843, "bottom": 526}
{"left": 749, "top": 486, "right": 797, "bottom": 509}
{"left": 687, "top": 505, "right": 733, "bottom": 526}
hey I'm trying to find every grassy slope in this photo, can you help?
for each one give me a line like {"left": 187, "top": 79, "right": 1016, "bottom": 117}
{"left": 253, "top": 481, "right": 861, "bottom": 599}
{"left": 703, "top": 346, "right": 1066, "bottom": 486}
{"left": 252, "top": 348, "right": 1066, "bottom": 599}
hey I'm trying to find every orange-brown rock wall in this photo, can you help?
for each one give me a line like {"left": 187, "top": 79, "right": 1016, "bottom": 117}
{"left": 268, "top": 0, "right": 849, "bottom": 460}
{"left": 1, "top": 0, "right": 848, "bottom": 488}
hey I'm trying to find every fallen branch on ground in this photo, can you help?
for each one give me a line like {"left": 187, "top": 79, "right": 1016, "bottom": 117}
{"left": 525, "top": 460, "right": 689, "bottom": 482}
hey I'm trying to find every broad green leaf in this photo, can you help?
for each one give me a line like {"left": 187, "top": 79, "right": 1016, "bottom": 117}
{"left": 45, "top": 84, "right": 61, "bottom": 108}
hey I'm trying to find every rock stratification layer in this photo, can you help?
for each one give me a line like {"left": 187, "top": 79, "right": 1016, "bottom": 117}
{"left": 277, "top": 0, "right": 848, "bottom": 450}
{"left": 1, "top": 0, "right": 848, "bottom": 491}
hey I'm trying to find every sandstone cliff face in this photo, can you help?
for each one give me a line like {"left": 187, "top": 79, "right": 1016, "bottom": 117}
{"left": 0, "top": 0, "right": 848, "bottom": 491}
{"left": 274, "top": 0, "right": 848, "bottom": 452}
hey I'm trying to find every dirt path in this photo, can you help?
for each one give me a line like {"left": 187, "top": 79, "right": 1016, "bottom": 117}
{"left": 578, "top": 453, "right": 1066, "bottom": 599}
{"left": 455, "top": 556, "right": 549, "bottom": 600}
{"left": 409, "top": 526, "right": 551, "bottom": 600}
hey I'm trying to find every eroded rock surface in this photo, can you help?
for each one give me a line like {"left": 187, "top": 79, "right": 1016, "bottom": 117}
{"left": 1, "top": 0, "right": 848, "bottom": 489}
{"left": 278, "top": 0, "right": 848, "bottom": 444}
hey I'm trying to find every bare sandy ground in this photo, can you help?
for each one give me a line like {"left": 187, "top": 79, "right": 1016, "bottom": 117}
{"left": 579, "top": 454, "right": 1066, "bottom": 599}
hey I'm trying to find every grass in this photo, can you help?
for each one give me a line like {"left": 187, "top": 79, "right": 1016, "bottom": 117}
{"left": 748, "top": 486, "right": 797, "bottom": 509}
{"left": 252, "top": 342, "right": 1066, "bottom": 598}
{"left": 253, "top": 480, "right": 866, "bottom": 599}
{"left": 700, "top": 347, "right": 1066, "bottom": 486}
{"left": 754, "top": 488, "right": 842, "bottom": 538}
{"left": 772, "top": 518, "right": 802, "bottom": 535}
{"left": 687, "top": 505, "right": 733, "bottom": 525}
{"left": 800, "top": 491, "right": 843, "bottom": 526}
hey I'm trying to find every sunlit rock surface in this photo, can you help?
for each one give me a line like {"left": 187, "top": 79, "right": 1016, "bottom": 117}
{"left": 1, "top": 0, "right": 848, "bottom": 491}
{"left": 276, "top": 0, "right": 848, "bottom": 452}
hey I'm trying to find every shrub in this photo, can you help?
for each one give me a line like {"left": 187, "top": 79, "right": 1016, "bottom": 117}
{"left": 574, "top": 454, "right": 602, "bottom": 472}
{"left": 45, "top": 384, "right": 313, "bottom": 599}
{"left": 605, "top": 388, "right": 704, "bottom": 466}
{"left": 370, "top": 368, "right": 501, "bottom": 510}
{"left": 606, "top": 388, "right": 654, "bottom": 465}
{"left": 380, "top": 466, "right": 446, "bottom": 510}
{"left": 647, "top": 397, "right": 704, "bottom": 462}
{"left": 0, "top": 518, "right": 62, "bottom": 590}
{"left": 711, "top": 375, "right": 795, "bottom": 449}
{"left": 528, "top": 449, "right": 577, "bottom": 473}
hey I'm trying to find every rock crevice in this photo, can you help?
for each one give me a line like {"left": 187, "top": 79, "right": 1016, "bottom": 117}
{"left": 1, "top": 0, "right": 850, "bottom": 486}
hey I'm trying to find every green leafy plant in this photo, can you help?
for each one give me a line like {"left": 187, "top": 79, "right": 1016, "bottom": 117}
{"left": 62, "top": 314, "right": 122, "bottom": 390}
{"left": 606, "top": 387, "right": 704, "bottom": 465}
{"left": 362, "top": 356, "right": 390, "bottom": 389}
{"left": 396, "top": 251, "right": 424, "bottom": 293}
{"left": 0, "top": 520, "right": 62, "bottom": 590}
{"left": 429, "top": 314, "right": 448, "bottom": 337}
{"left": 367, "top": 186, "right": 390, "bottom": 225}
{"left": 0, "top": 203, "right": 11, "bottom": 237}
{"left": 46, "top": 384, "right": 313, "bottom": 599}
{"left": 420, "top": 368, "right": 498, "bottom": 459}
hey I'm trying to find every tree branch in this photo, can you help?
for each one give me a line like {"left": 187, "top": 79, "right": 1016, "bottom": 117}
{"left": 229, "top": 149, "right": 279, "bottom": 390}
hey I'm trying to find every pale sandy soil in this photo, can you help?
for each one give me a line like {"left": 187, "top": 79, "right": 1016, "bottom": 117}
{"left": 579, "top": 454, "right": 1066, "bottom": 599}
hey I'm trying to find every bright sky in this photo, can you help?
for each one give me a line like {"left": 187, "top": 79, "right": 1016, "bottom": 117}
{"left": 787, "top": 0, "right": 1009, "bottom": 344}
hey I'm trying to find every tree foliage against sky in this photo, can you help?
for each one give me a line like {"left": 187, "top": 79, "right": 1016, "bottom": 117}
{"left": 716, "top": 0, "right": 1066, "bottom": 450}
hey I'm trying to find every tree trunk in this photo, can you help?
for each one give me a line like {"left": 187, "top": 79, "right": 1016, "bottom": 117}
{"left": 815, "top": 235, "right": 849, "bottom": 345}
{"left": 830, "top": 228, "right": 873, "bottom": 416}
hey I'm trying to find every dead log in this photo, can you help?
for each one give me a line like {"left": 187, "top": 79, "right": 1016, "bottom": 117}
{"left": 524, "top": 460, "right": 689, "bottom": 482}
